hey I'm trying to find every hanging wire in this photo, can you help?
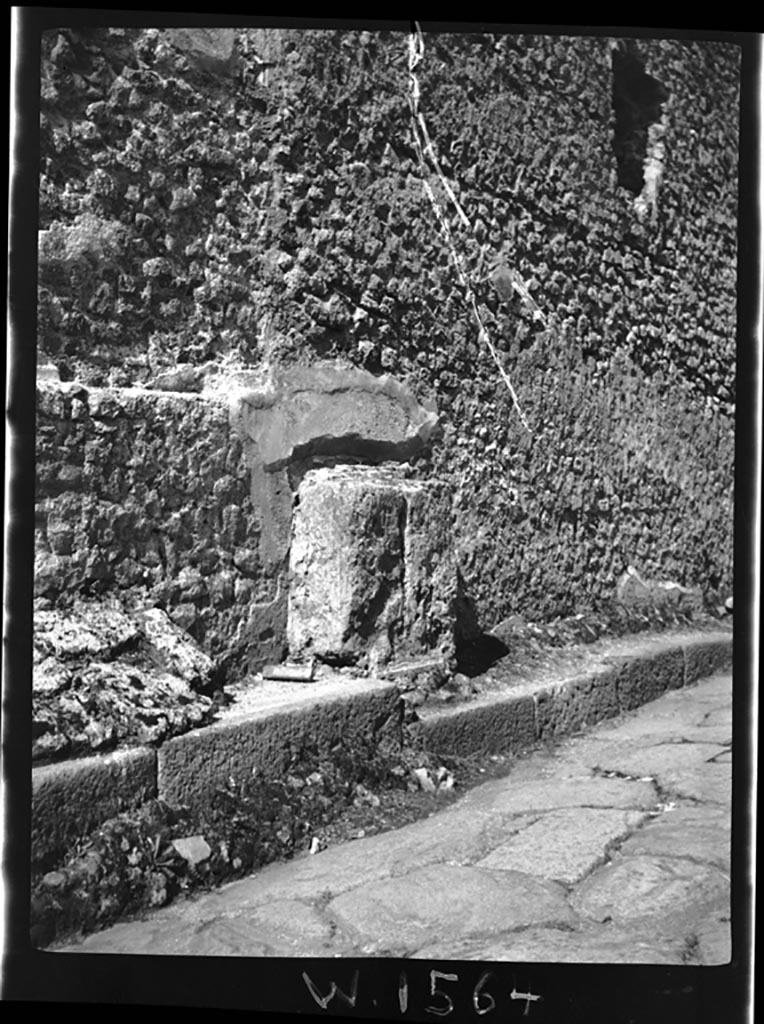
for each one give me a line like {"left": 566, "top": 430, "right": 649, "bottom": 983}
{"left": 406, "top": 22, "right": 536, "bottom": 433}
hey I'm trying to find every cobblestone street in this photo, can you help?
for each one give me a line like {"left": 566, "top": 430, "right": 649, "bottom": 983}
{"left": 56, "top": 672, "right": 732, "bottom": 964}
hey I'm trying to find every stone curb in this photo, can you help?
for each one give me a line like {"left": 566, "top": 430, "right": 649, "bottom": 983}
{"left": 32, "top": 747, "right": 157, "bottom": 868}
{"left": 416, "top": 632, "right": 732, "bottom": 757}
{"left": 157, "top": 683, "right": 402, "bottom": 813}
{"left": 31, "top": 631, "right": 731, "bottom": 868}
{"left": 31, "top": 679, "right": 402, "bottom": 867}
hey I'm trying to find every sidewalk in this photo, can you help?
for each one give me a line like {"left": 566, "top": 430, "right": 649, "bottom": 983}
{"left": 55, "top": 671, "right": 732, "bottom": 964}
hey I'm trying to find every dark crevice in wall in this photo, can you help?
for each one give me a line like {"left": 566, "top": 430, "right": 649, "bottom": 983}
{"left": 611, "top": 44, "right": 669, "bottom": 196}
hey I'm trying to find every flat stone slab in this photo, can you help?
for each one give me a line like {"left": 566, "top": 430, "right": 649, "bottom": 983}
{"left": 660, "top": 763, "right": 731, "bottom": 805}
{"left": 411, "top": 923, "right": 688, "bottom": 964}
{"left": 692, "top": 911, "right": 732, "bottom": 966}
{"left": 63, "top": 898, "right": 342, "bottom": 958}
{"left": 585, "top": 702, "right": 731, "bottom": 746}
{"left": 476, "top": 808, "right": 648, "bottom": 884}
{"left": 231, "top": 363, "right": 438, "bottom": 469}
{"left": 554, "top": 737, "right": 727, "bottom": 783}
{"left": 327, "top": 864, "right": 577, "bottom": 955}
{"left": 571, "top": 854, "right": 729, "bottom": 931}
{"left": 685, "top": 674, "right": 734, "bottom": 699}
{"left": 618, "top": 803, "right": 731, "bottom": 870}
{"left": 457, "top": 775, "right": 658, "bottom": 818}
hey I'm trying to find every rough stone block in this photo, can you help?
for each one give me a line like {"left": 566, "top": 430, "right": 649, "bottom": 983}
{"left": 611, "top": 645, "right": 685, "bottom": 711}
{"left": 32, "top": 747, "right": 157, "bottom": 868}
{"left": 166, "top": 29, "right": 238, "bottom": 76}
{"left": 416, "top": 694, "right": 536, "bottom": 757}
{"left": 33, "top": 602, "right": 216, "bottom": 761}
{"left": 682, "top": 633, "right": 733, "bottom": 685}
{"left": 287, "top": 465, "right": 454, "bottom": 669}
{"left": 157, "top": 680, "right": 401, "bottom": 814}
{"left": 231, "top": 364, "right": 438, "bottom": 471}
{"left": 535, "top": 666, "right": 621, "bottom": 741}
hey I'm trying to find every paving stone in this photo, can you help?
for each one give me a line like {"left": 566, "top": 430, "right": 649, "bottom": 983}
{"left": 583, "top": 740, "right": 729, "bottom": 784}
{"left": 458, "top": 775, "right": 658, "bottom": 818}
{"left": 709, "top": 749, "right": 732, "bottom": 762}
{"left": 327, "top": 864, "right": 577, "bottom": 954}
{"left": 586, "top": 704, "right": 730, "bottom": 746}
{"left": 661, "top": 763, "right": 731, "bottom": 805}
{"left": 411, "top": 923, "right": 687, "bottom": 964}
{"left": 618, "top": 803, "right": 731, "bottom": 870}
{"left": 475, "top": 808, "right": 648, "bottom": 884}
{"left": 688, "top": 674, "right": 734, "bottom": 701}
{"left": 571, "top": 855, "right": 729, "bottom": 931}
{"left": 65, "top": 899, "right": 341, "bottom": 957}
{"left": 691, "top": 911, "right": 732, "bottom": 966}
{"left": 182, "top": 900, "right": 342, "bottom": 957}
{"left": 380, "top": 808, "right": 542, "bottom": 876}
{"left": 697, "top": 706, "right": 732, "bottom": 735}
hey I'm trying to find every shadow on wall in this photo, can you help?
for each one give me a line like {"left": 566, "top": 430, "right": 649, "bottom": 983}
{"left": 453, "top": 568, "right": 510, "bottom": 677}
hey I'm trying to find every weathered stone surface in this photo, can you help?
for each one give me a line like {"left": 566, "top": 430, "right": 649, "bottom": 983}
{"left": 33, "top": 602, "right": 216, "bottom": 761}
{"left": 35, "top": 382, "right": 276, "bottom": 673}
{"left": 48, "top": 668, "right": 733, "bottom": 959}
{"left": 229, "top": 364, "right": 439, "bottom": 565}
{"left": 615, "top": 565, "right": 702, "bottom": 612}
{"left": 417, "top": 693, "right": 536, "bottom": 757}
{"left": 611, "top": 646, "right": 686, "bottom": 710}
{"left": 682, "top": 635, "right": 732, "bottom": 684}
{"left": 399, "top": 477, "right": 457, "bottom": 663}
{"left": 535, "top": 666, "right": 621, "bottom": 740}
{"left": 165, "top": 28, "right": 237, "bottom": 76}
{"left": 588, "top": 740, "right": 729, "bottom": 788}
{"left": 411, "top": 923, "right": 688, "bottom": 964}
{"left": 287, "top": 465, "right": 454, "bottom": 669}
{"left": 476, "top": 808, "right": 648, "bottom": 884}
{"left": 660, "top": 763, "right": 731, "bottom": 805}
{"left": 232, "top": 364, "right": 438, "bottom": 470}
{"left": 35, "top": 601, "right": 141, "bottom": 662}
{"left": 618, "top": 804, "right": 731, "bottom": 870}
{"left": 36, "top": 29, "right": 735, "bottom": 640}
{"left": 157, "top": 678, "right": 400, "bottom": 813}
{"left": 327, "top": 865, "right": 577, "bottom": 954}
{"left": 32, "top": 747, "right": 157, "bottom": 867}
{"left": 61, "top": 898, "right": 347, "bottom": 958}
{"left": 457, "top": 775, "right": 658, "bottom": 818}
{"left": 571, "top": 855, "right": 729, "bottom": 929}
{"left": 182, "top": 900, "right": 345, "bottom": 957}
{"left": 135, "top": 608, "right": 214, "bottom": 689}
{"left": 692, "top": 911, "right": 732, "bottom": 965}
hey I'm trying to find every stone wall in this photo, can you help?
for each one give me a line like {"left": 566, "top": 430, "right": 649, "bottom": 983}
{"left": 37, "top": 26, "right": 738, "bottom": 634}
{"left": 35, "top": 381, "right": 284, "bottom": 674}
